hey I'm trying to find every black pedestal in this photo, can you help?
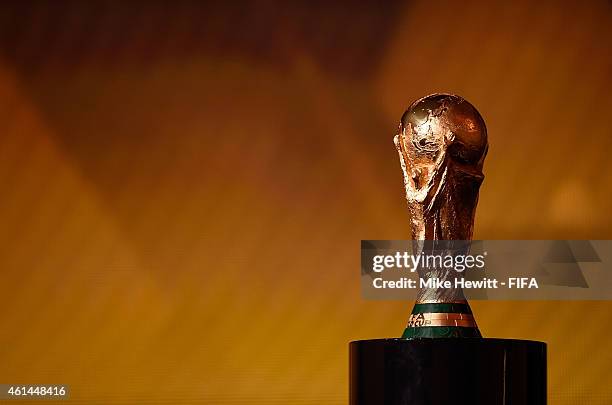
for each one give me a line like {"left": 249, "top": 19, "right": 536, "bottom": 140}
{"left": 350, "top": 338, "right": 546, "bottom": 405}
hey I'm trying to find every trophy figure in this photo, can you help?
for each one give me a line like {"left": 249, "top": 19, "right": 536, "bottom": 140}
{"left": 350, "top": 94, "right": 547, "bottom": 405}
{"left": 394, "top": 93, "right": 487, "bottom": 338}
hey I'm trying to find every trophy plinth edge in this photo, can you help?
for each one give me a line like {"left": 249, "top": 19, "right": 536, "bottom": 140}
{"left": 349, "top": 338, "right": 547, "bottom": 405}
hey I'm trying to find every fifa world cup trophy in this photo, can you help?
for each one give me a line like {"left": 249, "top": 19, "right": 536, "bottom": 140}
{"left": 394, "top": 94, "right": 486, "bottom": 338}
{"left": 350, "top": 94, "right": 547, "bottom": 405}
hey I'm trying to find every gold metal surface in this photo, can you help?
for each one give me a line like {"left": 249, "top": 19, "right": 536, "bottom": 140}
{"left": 394, "top": 94, "right": 488, "bottom": 242}
{"left": 396, "top": 94, "right": 487, "bottom": 336}
{"left": 395, "top": 94, "right": 487, "bottom": 305}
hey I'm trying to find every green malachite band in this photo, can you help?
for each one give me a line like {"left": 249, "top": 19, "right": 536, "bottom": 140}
{"left": 401, "top": 326, "right": 482, "bottom": 339}
{"left": 403, "top": 302, "right": 480, "bottom": 339}
{"left": 411, "top": 303, "right": 472, "bottom": 314}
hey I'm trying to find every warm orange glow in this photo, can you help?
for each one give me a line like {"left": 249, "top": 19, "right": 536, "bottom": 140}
{"left": 0, "top": 1, "right": 610, "bottom": 404}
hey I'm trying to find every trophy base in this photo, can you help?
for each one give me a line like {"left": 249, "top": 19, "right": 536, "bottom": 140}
{"left": 349, "top": 338, "right": 546, "bottom": 405}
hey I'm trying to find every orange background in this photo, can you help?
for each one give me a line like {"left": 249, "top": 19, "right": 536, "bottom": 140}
{"left": 0, "top": 1, "right": 610, "bottom": 403}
